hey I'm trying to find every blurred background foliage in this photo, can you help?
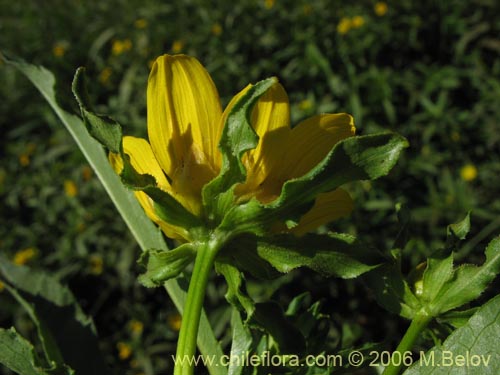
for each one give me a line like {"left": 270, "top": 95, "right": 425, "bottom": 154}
{"left": 1, "top": 0, "right": 499, "bottom": 374}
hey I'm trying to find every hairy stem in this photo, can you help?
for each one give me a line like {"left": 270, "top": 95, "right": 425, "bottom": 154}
{"left": 382, "top": 311, "right": 432, "bottom": 375}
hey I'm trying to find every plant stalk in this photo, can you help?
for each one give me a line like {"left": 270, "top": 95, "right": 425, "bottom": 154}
{"left": 173, "top": 237, "right": 222, "bottom": 375}
{"left": 382, "top": 311, "right": 432, "bottom": 375}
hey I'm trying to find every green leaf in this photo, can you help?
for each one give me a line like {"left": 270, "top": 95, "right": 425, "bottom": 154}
{"left": 0, "top": 256, "right": 107, "bottom": 375}
{"left": 403, "top": 294, "right": 500, "bottom": 375}
{"left": 446, "top": 212, "right": 471, "bottom": 244}
{"left": 363, "top": 260, "right": 421, "bottom": 319}
{"left": 222, "top": 132, "right": 408, "bottom": 235}
{"left": 228, "top": 309, "right": 253, "bottom": 375}
{"left": 248, "top": 302, "right": 306, "bottom": 355}
{"left": 420, "top": 251, "right": 454, "bottom": 303}
{"left": 6, "top": 55, "right": 227, "bottom": 375}
{"left": 224, "top": 233, "right": 383, "bottom": 279}
{"left": 215, "top": 262, "right": 255, "bottom": 317}
{"left": 0, "top": 328, "right": 52, "bottom": 375}
{"left": 202, "top": 77, "right": 277, "bottom": 221}
{"left": 138, "top": 245, "right": 196, "bottom": 287}
{"left": 429, "top": 236, "right": 500, "bottom": 315}
{"left": 72, "top": 67, "right": 123, "bottom": 153}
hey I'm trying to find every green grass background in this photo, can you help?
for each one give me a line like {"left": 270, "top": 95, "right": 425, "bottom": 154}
{"left": 1, "top": 1, "right": 499, "bottom": 374}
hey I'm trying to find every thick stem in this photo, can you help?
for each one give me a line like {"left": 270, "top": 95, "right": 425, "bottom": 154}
{"left": 173, "top": 237, "right": 223, "bottom": 375}
{"left": 382, "top": 311, "right": 432, "bottom": 375}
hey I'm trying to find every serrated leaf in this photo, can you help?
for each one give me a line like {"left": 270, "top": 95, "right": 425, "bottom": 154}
{"left": 429, "top": 236, "right": 500, "bottom": 315}
{"left": 0, "top": 328, "right": 52, "bottom": 375}
{"left": 6, "top": 55, "right": 227, "bottom": 375}
{"left": 403, "top": 294, "right": 500, "bottom": 375}
{"left": 421, "top": 251, "right": 454, "bottom": 303}
{"left": 203, "top": 77, "right": 277, "bottom": 221}
{"left": 222, "top": 133, "right": 408, "bottom": 235}
{"left": 224, "top": 233, "right": 383, "bottom": 279}
{"left": 447, "top": 212, "right": 471, "bottom": 241}
{"left": 138, "top": 245, "right": 196, "bottom": 287}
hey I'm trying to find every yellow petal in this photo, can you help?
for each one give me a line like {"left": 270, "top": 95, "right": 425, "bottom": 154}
{"left": 133, "top": 191, "right": 188, "bottom": 240}
{"left": 147, "top": 54, "right": 223, "bottom": 198}
{"left": 122, "top": 136, "right": 171, "bottom": 191}
{"left": 291, "top": 188, "right": 353, "bottom": 236}
{"left": 280, "top": 113, "right": 355, "bottom": 179}
{"left": 108, "top": 136, "right": 189, "bottom": 240}
{"left": 233, "top": 82, "right": 291, "bottom": 202}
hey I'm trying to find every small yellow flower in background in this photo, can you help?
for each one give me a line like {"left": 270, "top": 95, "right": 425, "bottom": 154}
{"left": 89, "top": 255, "right": 103, "bottom": 275}
{"left": 264, "top": 0, "right": 275, "bottom": 9}
{"left": 19, "top": 154, "right": 30, "bottom": 167}
{"left": 117, "top": 342, "right": 132, "bottom": 360}
{"left": 460, "top": 164, "right": 478, "bottom": 182}
{"left": 303, "top": 4, "right": 312, "bottom": 15}
{"left": 167, "top": 313, "right": 182, "bottom": 331}
{"left": 134, "top": 18, "right": 148, "bottom": 29}
{"left": 211, "top": 23, "right": 223, "bottom": 36}
{"left": 112, "top": 39, "right": 132, "bottom": 56}
{"left": 13, "top": 247, "right": 37, "bottom": 266}
{"left": 52, "top": 42, "right": 67, "bottom": 57}
{"left": 19, "top": 143, "right": 36, "bottom": 167}
{"left": 99, "top": 67, "right": 112, "bottom": 84}
{"left": 82, "top": 165, "right": 93, "bottom": 181}
{"left": 129, "top": 319, "right": 144, "bottom": 336}
{"left": 171, "top": 40, "right": 184, "bottom": 53}
{"left": 337, "top": 17, "right": 352, "bottom": 34}
{"left": 450, "top": 131, "right": 460, "bottom": 142}
{"left": 0, "top": 280, "right": 5, "bottom": 292}
{"left": 351, "top": 16, "right": 365, "bottom": 28}
{"left": 64, "top": 180, "right": 78, "bottom": 197}
{"left": 299, "top": 99, "right": 313, "bottom": 112}
{"left": 374, "top": 2, "right": 388, "bottom": 16}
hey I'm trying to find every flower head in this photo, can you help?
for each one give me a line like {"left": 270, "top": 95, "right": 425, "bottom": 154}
{"left": 460, "top": 164, "right": 478, "bottom": 182}
{"left": 14, "top": 247, "right": 37, "bottom": 265}
{"left": 110, "top": 55, "right": 355, "bottom": 240}
{"left": 374, "top": 2, "right": 388, "bottom": 16}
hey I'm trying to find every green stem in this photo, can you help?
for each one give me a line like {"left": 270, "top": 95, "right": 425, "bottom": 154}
{"left": 173, "top": 235, "right": 224, "bottom": 375}
{"left": 382, "top": 311, "right": 432, "bottom": 375}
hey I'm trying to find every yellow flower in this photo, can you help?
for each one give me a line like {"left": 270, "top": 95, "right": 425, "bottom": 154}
{"left": 299, "top": 99, "right": 313, "bottom": 111}
{"left": 351, "top": 16, "right": 365, "bottom": 28}
{"left": 52, "top": 42, "right": 67, "bottom": 57}
{"left": 0, "top": 280, "right": 5, "bottom": 292}
{"left": 264, "top": 0, "right": 275, "bottom": 9}
{"left": 99, "top": 67, "right": 112, "bottom": 84}
{"left": 460, "top": 164, "right": 478, "bottom": 182}
{"left": 110, "top": 55, "right": 355, "bottom": 240}
{"left": 303, "top": 4, "right": 312, "bottom": 15}
{"left": 374, "top": 2, "right": 388, "bottom": 16}
{"left": 89, "top": 254, "right": 103, "bottom": 275}
{"left": 64, "top": 180, "right": 78, "bottom": 197}
{"left": 19, "top": 154, "right": 30, "bottom": 167}
{"left": 117, "top": 342, "right": 132, "bottom": 360}
{"left": 134, "top": 18, "right": 148, "bottom": 29}
{"left": 112, "top": 39, "right": 132, "bottom": 56}
{"left": 129, "top": 319, "right": 144, "bottom": 335}
{"left": 211, "top": 23, "right": 223, "bottom": 36}
{"left": 167, "top": 313, "right": 182, "bottom": 331}
{"left": 171, "top": 40, "right": 184, "bottom": 53}
{"left": 337, "top": 17, "right": 352, "bottom": 34}
{"left": 13, "top": 247, "right": 37, "bottom": 265}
